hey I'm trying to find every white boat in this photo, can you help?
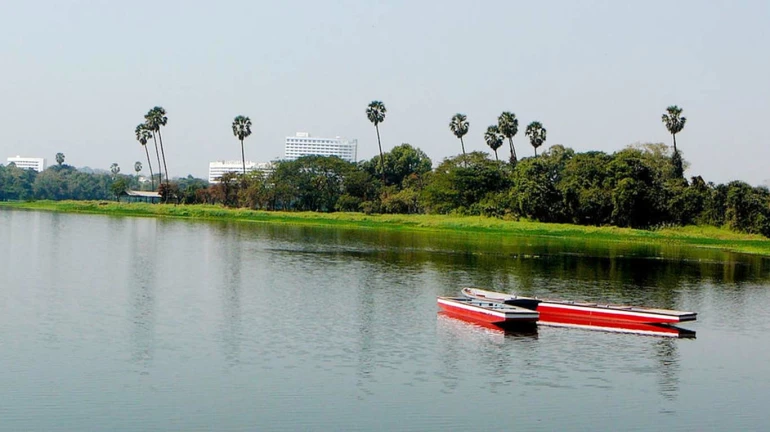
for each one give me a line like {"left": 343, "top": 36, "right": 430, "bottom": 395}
{"left": 461, "top": 287, "right": 697, "bottom": 324}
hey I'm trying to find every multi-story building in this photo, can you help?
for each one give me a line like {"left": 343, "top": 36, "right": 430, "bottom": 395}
{"left": 284, "top": 132, "right": 357, "bottom": 162}
{"left": 208, "top": 160, "right": 273, "bottom": 183}
{"left": 6, "top": 156, "right": 46, "bottom": 172}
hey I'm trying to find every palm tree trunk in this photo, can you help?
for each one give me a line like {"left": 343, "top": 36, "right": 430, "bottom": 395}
{"left": 157, "top": 128, "right": 169, "bottom": 186}
{"left": 376, "top": 124, "right": 385, "bottom": 184}
{"left": 534, "top": 147, "right": 538, "bottom": 157}
{"left": 151, "top": 134, "right": 163, "bottom": 186}
{"left": 672, "top": 134, "right": 678, "bottom": 154}
{"left": 494, "top": 150, "right": 499, "bottom": 161}
{"left": 460, "top": 136, "right": 467, "bottom": 167}
{"left": 144, "top": 145, "right": 155, "bottom": 190}
{"left": 241, "top": 138, "right": 246, "bottom": 175}
{"left": 508, "top": 137, "right": 517, "bottom": 162}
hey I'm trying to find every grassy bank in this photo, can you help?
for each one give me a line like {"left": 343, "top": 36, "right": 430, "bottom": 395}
{"left": 3, "top": 200, "right": 770, "bottom": 256}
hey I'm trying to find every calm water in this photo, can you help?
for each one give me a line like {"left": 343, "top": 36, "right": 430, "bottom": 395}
{"left": 2, "top": 209, "right": 770, "bottom": 431}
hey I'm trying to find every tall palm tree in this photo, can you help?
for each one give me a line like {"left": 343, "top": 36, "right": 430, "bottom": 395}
{"left": 484, "top": 125, "right": 504, "bottom": 161}
{"left": 55, "top": 152, "right": 65, "bottom": 166}
{"left": 134, "top": 161, "right": 142, "bottom": 175}
{"left": 525, "top": 121, "right": 547, "bottom": 156}
{"left": 497, "top": 112, "right": 519, "bottom": 163}
{"left": 145, "top": 106, "right": 169, "bottom": 185}
{"left": 366, "top": 100, "right": 387, "bottom": 183}
{"left": 110, "top": 163, "right": 120, "bottom": 179}
{"left": 449, "top": 113, "right": 470, "bottom": 159}
{"left": 232, "top": 115, "right": 252, "bottom": 174}
{"left": 661, "top": 105, "right": 686, "bottom": 154}
{"left": 135, "top": 124, "right": 155, "bottom": 190}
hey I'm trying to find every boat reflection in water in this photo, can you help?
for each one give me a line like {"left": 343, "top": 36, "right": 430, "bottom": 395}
{"left": 438, "top": 311, "right": 695, "bottom": 339}
{"left": 538, "top": 315, "right": 696, "bottom": 338}
{"left": 437, "top": 311, "right": 539, "bottom": 338}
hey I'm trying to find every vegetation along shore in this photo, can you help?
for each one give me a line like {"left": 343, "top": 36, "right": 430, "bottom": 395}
{"left": 4, "top": 104, "right": 770, "bottom": 249}
{"left": 3, "top": 200, "right": 770, "bottom": 257}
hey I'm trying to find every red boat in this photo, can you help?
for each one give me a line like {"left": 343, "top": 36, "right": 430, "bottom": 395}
{"left": 461, "top": 287, "right": 697, "bottom": 324}
{"left": 437, "top": 296, "right": 539, "bottom": 328}
{"left": 538, "top": 314, "right": 696, "bottom": 338}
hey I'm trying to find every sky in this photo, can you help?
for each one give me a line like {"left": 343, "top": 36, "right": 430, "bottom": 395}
{"left": 1, "top": 0, "right": 769, "bottom": 185}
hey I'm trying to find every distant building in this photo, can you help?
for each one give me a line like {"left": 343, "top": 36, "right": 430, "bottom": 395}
{"left": 6, "top": 155, "right": 46, "bottom": 172}
{"left": 284, "top": 132, "right": 357, "bottom": 162}
{"left": 208, "top": 160, "right": 273, "bottom": 183}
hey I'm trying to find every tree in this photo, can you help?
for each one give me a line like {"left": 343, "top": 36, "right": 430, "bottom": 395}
{"left": 449, "top": 113, "right": 469, "bottom": 160}
{"left": 55, "top": 153, "right": 65, "bottom": 166}
{"left": 361, "top": 143, "right": 432, "bottom": 189}
{"left": 110, "top": 163, "right": 120, "bottom": 179}
{"left": 135, "top": 124, "right": 155, "bottom": 190}
{"left": 661, "top": 105, "right": 686, "bottom": 154}
{"left": 497, "top": 112, "right": 519, "bottom": 164}
{"left": 111, "top": 177, "right": 128, "bottom": 201}
{"left": 134, "top": 161, "right": 142, "bottom": 176}
{"left": 525, "top": 121, "right": 547, "bottom": 157}
{"left": 484, "top": 125, "right": 503, "bottom": 161}
{"left": 135, "top": 124, "right": 156, "bottom": 190}
{"left": 145, "top": 106, "right": 169, "bottom": 185}
{"left": 366, "top": 100, "right": 387, "bottom": 183}
{"left": 232, "top": 115, "right": 252, "bottom": 174}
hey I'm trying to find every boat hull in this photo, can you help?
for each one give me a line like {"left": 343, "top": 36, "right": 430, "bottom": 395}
{"left": 538, "top": 315, "right": 695, "bottom": 338}
{"left": 437, "top": 297, "right": 539, "bottom": 327}
{"left": 461, "top": 287, "right": 697, "bottom": 324}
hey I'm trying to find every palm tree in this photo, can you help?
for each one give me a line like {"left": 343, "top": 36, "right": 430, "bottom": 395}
{"left": 110, "top": 163, "right": 120, "bottom": 179}
{"left": 497, "top": 112, "right": 519, "bottom": 163}
{"left": 134, "top": 161, "right": 142, "bottom": 175}
{"left": 449, "top": 113, "right": 470, "bottom": 160}
{"left": 135, "top": 124, "right": 155, "bottom": 190}
{"left": 55, "top": 152, "right": 65, "bottom": 166}
{"left": 484, "top": 125, "right": 504, "bottom": 161}
{"left": 366, "top": 100, "right": 387, "bottom": 183}
{"left": 145, "top": 106, "right": 169, "bottom": 185}
{"left": 232, "top": 115, "right": 253, "bottom": 174}
{"left": 661, "top": 105, "right": 686, "bottom": 154}
{"left": 525, "top": 121, "right": 547, "bottom": 157}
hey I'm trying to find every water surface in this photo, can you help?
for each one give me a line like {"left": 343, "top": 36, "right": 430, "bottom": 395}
{"left": 1, "top": 209, "right": 769, "bottom": 431}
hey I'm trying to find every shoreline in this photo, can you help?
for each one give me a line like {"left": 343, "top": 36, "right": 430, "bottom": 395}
{"left": 3, "top": 200, "right": 770, "bottom": 256}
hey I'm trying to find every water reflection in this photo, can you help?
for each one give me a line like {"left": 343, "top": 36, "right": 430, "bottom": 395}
{"left": 5, "top": 209, "right": 770, "bottom": 431}
{"left": 128, "top": 218, "right": 157, "bottom": 373}
{"left": 212, "top": 223, "right": 244, "bottom": 366}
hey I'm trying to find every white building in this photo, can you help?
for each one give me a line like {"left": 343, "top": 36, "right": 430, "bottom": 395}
{"left": 208, "top": 160, "right": 273, "bottom": 183}
{"left": 6, "top": 156, "right": 46, "bottom": 172}
{"left": 284, "top": 132, "right": 357, "bottom": 162}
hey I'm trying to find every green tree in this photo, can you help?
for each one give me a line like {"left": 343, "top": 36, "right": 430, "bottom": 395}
{"left": 422, "top": 152, "right": 510, "bottom": 214}
{"left": 361, "top": 143, "right": 432, "bottom": 189}
{"left": 134, "top": 161, "right": 142, "bottom": 176}
{"left": 497, "top": 112, "right": 519, "bottom": 164}
{"left": 366, "top": 100, "right": 387, "bottom": 183}
{"left": 232, "top": 115, "right": 252, "bottom": 174}
{"left": 484, "top": 125, "right": 503, "bottom": 161}
{"left": 449, "top": 113, "right": 469, "bottom": 160}
{"left": 145, "top": 106, "right": 169, "bottom": 185}
{"left": 110, "top": 163, "right": 120, "bottom": 179}
{"left": 55, "top": 152, "right": 65, "bottom": 166}
{"left": 661, "top": 105, "right": 686, "bottom": 154}
{"left": 525, "top": 121, "right": 547, "bottom": 157}
{"left": 135, "top": 124, "right": 156, "bottom": 190}
{"left": 110, "top": 177, "right": 128, "bottom": 201}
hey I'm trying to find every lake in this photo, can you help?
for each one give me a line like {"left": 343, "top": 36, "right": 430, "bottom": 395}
{"left": 1, "top": 208, "right": 770, "bottom": 431}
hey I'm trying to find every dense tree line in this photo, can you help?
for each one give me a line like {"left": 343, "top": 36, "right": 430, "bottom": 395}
{"left": 194, "top": 142, "right": 770, "bottom": 238}
{"left": 3, "top": 142, "right": 770, "bottom": 237}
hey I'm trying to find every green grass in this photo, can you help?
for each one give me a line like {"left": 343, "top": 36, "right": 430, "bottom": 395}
{"left": 4, "top": 200, "right": 770, "bottom": 256}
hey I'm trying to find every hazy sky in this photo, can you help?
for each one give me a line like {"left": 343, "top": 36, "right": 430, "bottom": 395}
{"left": 2, "top": 0, "right": 768, "bottom": 184}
